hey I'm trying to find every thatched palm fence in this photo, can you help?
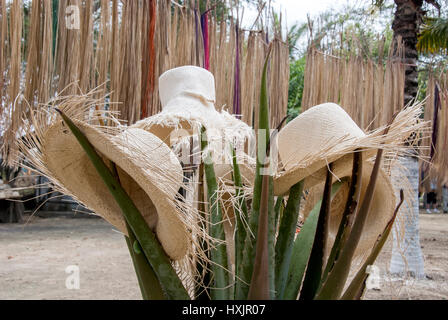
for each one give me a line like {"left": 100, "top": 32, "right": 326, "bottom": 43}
{"left": 421, "top": 71, "right": 448, "bottom": 192}
{"left": 301, "top": 43, "right": 405, "bottom": 131}
{"left": 0, "top": 0, "right": 289, "bottom": 166}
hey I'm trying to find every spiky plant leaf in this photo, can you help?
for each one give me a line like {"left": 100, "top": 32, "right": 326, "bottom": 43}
{"left": 341, "top": 190, "right": 404, "bottom": 300}
{"left": 281, "top": 181, "right": 342, "bottom": 300}
{"left": 316, "top": 117, "right": 394, "bottom": 300}
{"left": 195, "top": 162, "right": 211, "bottom": 300}
{"left": 231, "top": 146, "right": 249, "bottom": 291}
{"left": 200, "top": 126, "right": 230, "bottom": 300}
{"left": 236, "top": 45, "right": 273, "bottom": 300}
{"left": 274, "top": 195, "right": 285, "bottom": 232}
{"left": 247, "top": 172, "right": 271, "bottom": 299}
{"left": 125, "top": 222, "right": 166, "bottom": 300}
{"left": 417, "top": 17, "right": 448, "bottom": 54}
{"left": 320, "top": 152, "right": 363, "bottom": 287}
{"left": 299, "top": 165, "right": 333, "bottom": 300}
{"left": 56, "top": 109, "right": 190, "bottom": 300}
{"left": 275, "top": 180, "right": 304, "bottom": 299}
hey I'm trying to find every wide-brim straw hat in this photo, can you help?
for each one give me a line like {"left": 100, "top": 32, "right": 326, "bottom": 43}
{"left": 300, "top": 157, "right": 396, "bottom": 262}
{"left": 274, "top": 103, "right": 377, "bottom": 196}
{"left": 41, "top": 119, "right": 189, "bottom": 260}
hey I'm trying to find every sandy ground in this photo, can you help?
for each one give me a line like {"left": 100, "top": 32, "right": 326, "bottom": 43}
{"left": 0, "top": 211, "right": 447, "bottom": 300}
{"left": 364, "top": 211, "right": 448, "bottom": 300}
{"left": 0, "top": 213, "right": 141, "bottom": 300}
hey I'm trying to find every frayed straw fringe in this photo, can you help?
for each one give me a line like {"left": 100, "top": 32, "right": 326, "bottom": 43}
{"left": 276, "top": 101, "right": 431, "bottom": 176}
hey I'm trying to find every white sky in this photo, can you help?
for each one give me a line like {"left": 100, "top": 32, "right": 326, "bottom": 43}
{"left": 241, "top": 0, "right": 369, "bottom": 29}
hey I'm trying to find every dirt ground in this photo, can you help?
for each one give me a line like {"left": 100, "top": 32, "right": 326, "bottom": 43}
{"left": 1, "top": 211, "right": 447, "bottom": 300}
{"left": 364, "top": 211, "right": 448, "bottom": 300}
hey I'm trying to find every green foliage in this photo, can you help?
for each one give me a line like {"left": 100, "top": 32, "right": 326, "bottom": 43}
{"left": 418, "top": 17, "right": 448, "bottom": 54}
{"left": 299, "top": 165, "right": 333, "bottom": 300}
{"left": 287, "top": 56, "right": 306, "bottom": 120}
{"left": 274, "top": 180, "right": 304, "bottom": 298}
{"left": 287, "top": 22, "right": 308, "bottom": 58}
{"left": 125, "top": 222, "right": 166, "bottom": 300}
{"left": 285, "top": 2, "right": 396, "bottom": 121}
{"left": 201, "top": 127, "right": 230, "bottom": 300}
{"left": 231, "top": 147, "right": 249, "bottom": 292}
{"left": 341, "top": 190, "right": 403, "bottom": 300}
{"left": 281, "top": 197, "right": 321, "bottom": 300}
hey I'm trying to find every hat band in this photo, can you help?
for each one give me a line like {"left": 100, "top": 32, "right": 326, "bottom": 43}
{"left": 183, "top": 91, "right": 216, "bottom": 105}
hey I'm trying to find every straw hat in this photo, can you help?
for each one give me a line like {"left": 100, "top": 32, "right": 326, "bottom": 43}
{"left": 41, "top": 120, "right": 189, "bottom": 260}
{"left": 300, "top": 157, "right": 396, "bottom": 262}
{"left": 133, "top": 66, "right": 254, "bottom": 172}
{"left": 134, "top": 64, "right": 255, "bottom": 184}
{"left": 132, "top": 66, "right": 256, "bottom": 268}
{"left": 274, "top": 103, "right": 376, "bottom": 196}
{"left": 133, "top": 66, "right": 252, "bottom": 145}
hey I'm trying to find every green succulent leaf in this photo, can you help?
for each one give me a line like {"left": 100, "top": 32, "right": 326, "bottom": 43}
{"left": 316, "top": 119, "right": 393, "bottom": 300}
{"left": 56, "top": 109, "right": 189, "bottom": 300}
{"left": 200, "top": 126, "right": 230, "bottom": 300}
{"left": 320, "top": 152, "right": 363, "bottom": 287}
{"left": 275, "top": 180, "right": 304, "bottom": 299}
{"left": 236, "top": 45, "right": 273, "bottom": 300}
{"left": 299, "top": 165, "right": 333, "bottom": 300}
{"left": 125, "top": 223, "right": 166, "bottom": 300}
{"left": 247, "top": 173, "right": 271, "bottom": 299}
{"left": 341, "top": 189, "right": 404, "bottom": 300}
{"left": 195, "top": 163, "right": 211, "bottom": 300}
{"left": 282, "top": 181, "right": 342, "bottom": 300}
{"left": 231, "top": 146, "right": 249, "bottom": 292}
{"left": 274, "top": 195, "right": 285, "bottom": 232}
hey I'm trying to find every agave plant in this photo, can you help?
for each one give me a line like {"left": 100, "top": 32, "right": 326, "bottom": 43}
{"left": 37, "top": 49, "right": 425, "bottom": 301}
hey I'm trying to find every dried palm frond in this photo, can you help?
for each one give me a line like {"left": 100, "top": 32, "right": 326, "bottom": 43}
{"left": 301, "top": 41, "right": 405, "bottom": 131}
{"left": 2, "top": 0, "right": 23, "bottom": 166}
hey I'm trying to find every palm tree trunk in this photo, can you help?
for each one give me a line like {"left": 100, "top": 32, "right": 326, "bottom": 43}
{"left": 392, "top": 0, "right": 423, "bottom": 105}
{"left": 389, "top": 0, "right": 425, "bottom": 278}
{"left": 390, "top": 156, "right": 425, "bottom": 278}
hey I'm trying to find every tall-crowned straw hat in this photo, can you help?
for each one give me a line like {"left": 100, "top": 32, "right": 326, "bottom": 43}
{"left": 133, "top": 65, "right": 255, "bottom": 185}
{"left": 274, "top": 103, "right": 377, "bottom": 196}
{"left": 133, "top": 66, "right": 254, "bottom": 171}
{"left": 40, "top": 119, "right": 189, "bottom": 260}
{"left": 133, "top": 66, "right": 252, "bottom": 146}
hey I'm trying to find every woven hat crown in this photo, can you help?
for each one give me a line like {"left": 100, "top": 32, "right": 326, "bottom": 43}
{"left": 159, "top": 66, "right": 216, "bottom": 107}
{"left": 278, "top": 103, "right": 366, "bottom": 171}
